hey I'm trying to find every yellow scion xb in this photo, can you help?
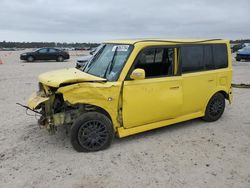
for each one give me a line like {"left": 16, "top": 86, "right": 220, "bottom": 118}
{"left": 27, "top": 39, "right": 232, "bottom": 152}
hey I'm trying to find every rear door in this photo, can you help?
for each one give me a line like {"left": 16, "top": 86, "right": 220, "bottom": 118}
{"left": 48, "top": 48, "right": 58, "bottom": 60}
{"left": 180, "top": 44, "right": 224, "bottom": 115}
{"left": 122, "top": 47, "right": 183, "bottom": 128}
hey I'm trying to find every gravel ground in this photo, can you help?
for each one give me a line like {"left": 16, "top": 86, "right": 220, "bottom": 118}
{"left": 0, "top": 50, "right": 249, "bottom": 188}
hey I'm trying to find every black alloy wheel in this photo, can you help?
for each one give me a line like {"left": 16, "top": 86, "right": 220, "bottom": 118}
{"left": 71, "top": 112, "right": 114, "bottom": 152}
{"left": 203, "top": 93, "right": 225, "bottom": 122}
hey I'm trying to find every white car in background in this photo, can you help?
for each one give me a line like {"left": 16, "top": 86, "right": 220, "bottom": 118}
{"left": 75, "top": 45, "right": 103, "bottom": 69}
{"left": 76, "top": 55, "right": 92, "bottom": 69}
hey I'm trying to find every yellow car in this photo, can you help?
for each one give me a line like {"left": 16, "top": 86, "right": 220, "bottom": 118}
{"left": 28, "top": 39, "right": 232, "bottom": 152}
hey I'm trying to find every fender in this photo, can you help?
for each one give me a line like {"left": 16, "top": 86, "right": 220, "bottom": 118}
{"left": 57, "top": 81, "right": 123, "bottom": 130}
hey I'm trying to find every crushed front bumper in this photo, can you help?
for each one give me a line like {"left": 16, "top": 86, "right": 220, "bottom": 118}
{"left": 27, "top": 91, "right": 81, "bottom": 133}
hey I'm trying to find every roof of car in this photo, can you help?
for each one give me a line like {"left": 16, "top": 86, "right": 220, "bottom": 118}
{"left": 105, "top": 38, "right": 228, "bottom": 45}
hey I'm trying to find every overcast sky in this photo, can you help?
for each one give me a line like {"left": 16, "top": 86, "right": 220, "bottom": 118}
{"left": 0, "top": 0, "right": 249, "bottom": 42}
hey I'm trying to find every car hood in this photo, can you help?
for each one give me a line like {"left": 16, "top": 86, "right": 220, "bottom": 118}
{"left": 39, "top": 68, "right": 106, "bottom": 87}
{"left": 21, "top": 52, "right": 32, "bottom": 55}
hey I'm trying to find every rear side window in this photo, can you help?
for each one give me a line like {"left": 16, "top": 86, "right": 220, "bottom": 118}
{"left": 49, "top": 48, "right": 58, "bottom": 53}
{"left": 204, "top": 45, "right": 214, "bottom": 70}
{"left": 181, "top": 46, "right": 204, "bottom": 73}
{"left": 213, "top": 44, "right": 228, "bottom": 69}
{"left": 181, "top": 44, "right": 228, "bottom": 73}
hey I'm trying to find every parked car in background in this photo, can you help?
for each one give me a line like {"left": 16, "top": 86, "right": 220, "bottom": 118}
{"left": 89, "top": 48, "right": 97, "bottom": 55}
{"left": 76, "top": 55, "right": 92, "bottom": 69}
{"left": 75, "top": 44, "right": 103, "bottom": 69}
{"left": 231, "top": 43, "right": 244, "bottom": 53}
{"left": 236, "top": 47, "right": 250, "bottom": 61}
{"left": 20, "top": 48, "right": 70, "bottom": 62}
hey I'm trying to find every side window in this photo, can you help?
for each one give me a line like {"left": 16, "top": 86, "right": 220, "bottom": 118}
{"left": 181, "top": 46, "right": 204, "bottom": 73}
{"left": 38, "top": 48, "right": 48, "bottom": 53}
{"left": 213, "top": 44, "right": 228, "bottom": 69}
{"left": 181, "top": 44, "right": 228, "bottom": 74}
{"left": 49, "top": 48, "right": 57, "bottom": 53}
{"left": 134, "top": 48, "right": 174, "bottom": 78}
{"left": 204, "top": 45, "right": 214, "bottom": 70}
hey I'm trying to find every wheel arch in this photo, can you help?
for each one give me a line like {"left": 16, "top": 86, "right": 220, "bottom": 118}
{"left": 203, "top": 89, "right": 229, "bottom": 113}
{"left": 71, "top": 102, "right": 120, "bottom": 132}
{"left": 218, "top": 90, "right": 229, "bottom": 100}
{"left": 85, "top": 104, "right": 113, "bottom": 122}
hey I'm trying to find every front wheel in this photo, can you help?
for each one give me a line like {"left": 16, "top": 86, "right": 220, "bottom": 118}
{"left": 70, "top": 112, "right": 114, "bottom": 152}
{"left": 27, "top": 56, "right": 34, "bottom": 62}
{"left": 203, "top": 93, "right": 225, "bottom": 122}
{"left": 56, "top": 56, "right": 64, "bottom": 62}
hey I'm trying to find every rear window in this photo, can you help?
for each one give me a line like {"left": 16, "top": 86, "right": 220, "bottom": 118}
{"left": 181, "top": 44, "right": 228, "bottom": 73}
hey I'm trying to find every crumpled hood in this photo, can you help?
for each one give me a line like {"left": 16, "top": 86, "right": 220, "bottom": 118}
{"left": 39, "top": 68, "right": 106, "bottom": 87}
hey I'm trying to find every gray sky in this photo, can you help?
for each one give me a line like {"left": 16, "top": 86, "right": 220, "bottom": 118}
{"left": 0, "top": 0, "right": 249, "bottom": 42}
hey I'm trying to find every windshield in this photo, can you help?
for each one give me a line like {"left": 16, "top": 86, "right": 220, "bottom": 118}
{"left": 84, "top": 44, "right": 133, "bottom": 81}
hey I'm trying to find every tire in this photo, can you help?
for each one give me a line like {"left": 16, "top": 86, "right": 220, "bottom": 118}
{"left": 56, "top": 56, "right": 64, "bottom": 62}
{"left": 70, "top": 112, "right": 114, "bottom": 152}
{"left": 27, "top": 56, "right": 34, "bottom": 62}
{"left": 203, "top": 93, "right": 225, "bottom": 122}
{"left": 236, "top": 57, "right": 241, "bottom": 61}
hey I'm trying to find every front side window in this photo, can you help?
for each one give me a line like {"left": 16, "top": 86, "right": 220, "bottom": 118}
{"left": 38, "top": 48, "right": 48, "bottom": 53}
{"left": 134, "top": 47, "right": 175, "bottom": 78}
{"left": 85, "top": 44, "right": 133, "bottom": 81}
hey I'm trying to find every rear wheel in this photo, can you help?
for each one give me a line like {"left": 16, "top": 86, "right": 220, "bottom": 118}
{"left": 56, "top": 56, "right": 64, "bottom": 62}
{"left": 70, "top": 112, "right": 114, "bottom": 152}
{"left": 27, "top": 56, "right": 34, "bottom": 62}
{"left": 203, "top": 93, "right": 225, "bottom": 122}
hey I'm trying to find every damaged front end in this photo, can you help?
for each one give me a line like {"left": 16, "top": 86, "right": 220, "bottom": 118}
{"left": 27, "top": 83, "right": 84, "bottom": 133}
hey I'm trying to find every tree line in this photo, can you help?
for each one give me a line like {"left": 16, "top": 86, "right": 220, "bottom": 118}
{"left": 0, "top": 41, "right": 100, "bottom": 49}
{"left": 1, "top": 39, "right": 249, "bottom": 49}
{"left": 230, "top": 39, "right": 250, "bottom": 44}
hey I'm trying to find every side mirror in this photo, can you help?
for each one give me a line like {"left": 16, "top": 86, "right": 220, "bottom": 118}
{"left": 130, "top": 68, "right": 145, "bottom": 80}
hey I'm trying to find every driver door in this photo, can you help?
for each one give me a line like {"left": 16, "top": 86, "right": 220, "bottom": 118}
{"left": 36, "top": 48, "right": 49, "bottom": 60}
{"left": 122, "top": 47, "right": 183, "bottom": 128}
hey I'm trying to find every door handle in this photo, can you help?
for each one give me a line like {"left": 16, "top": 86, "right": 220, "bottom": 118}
{"left": 208, "top": 79, "right": 214, "bottom": 82}
{"left": 170, "top": 86, "right": 180, "bottom": 90}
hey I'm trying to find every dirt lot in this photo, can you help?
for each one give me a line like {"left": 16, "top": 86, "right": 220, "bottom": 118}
{"left": 0, "top": 50, "right": 249, "bottom": 188}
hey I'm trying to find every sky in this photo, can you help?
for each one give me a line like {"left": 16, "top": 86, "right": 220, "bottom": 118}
{"left": 0, "top": 0, "right": 249, "bottom": 42}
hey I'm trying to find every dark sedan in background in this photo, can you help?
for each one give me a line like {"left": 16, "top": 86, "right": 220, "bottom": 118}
{"left": 20, "top": 48, "right": 70, "bottom": 62}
